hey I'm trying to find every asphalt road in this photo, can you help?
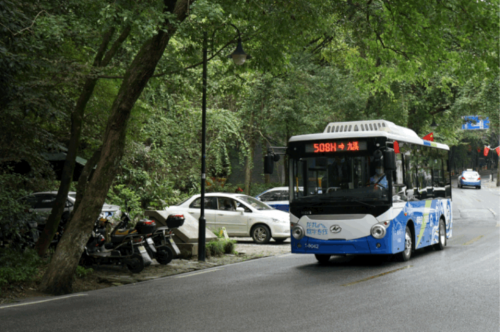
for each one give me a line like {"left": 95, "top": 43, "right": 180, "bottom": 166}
{"left": 2, "top": 184, "right": 499, "bottom": 332}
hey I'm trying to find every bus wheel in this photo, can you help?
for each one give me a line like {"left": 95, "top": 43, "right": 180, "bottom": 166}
{"left": 434, "top": 219, "right": 446, "bottom": 251}
{"left": 396, "top": 226, "right": 412, "bottom": 262}
{"left": 315, "top": 254, "right": 331, "bottom": 264}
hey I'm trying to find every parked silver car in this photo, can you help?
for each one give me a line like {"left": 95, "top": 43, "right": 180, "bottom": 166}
{"left": 21, "top": 191, "right": 120, "bottom": 223}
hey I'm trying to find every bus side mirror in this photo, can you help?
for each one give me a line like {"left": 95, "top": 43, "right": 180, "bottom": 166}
{"left": 264, "top": 155, "right": 274, "bottom": 174}
{"left": 383, "top": 148, "right": 396, "bottom": 171}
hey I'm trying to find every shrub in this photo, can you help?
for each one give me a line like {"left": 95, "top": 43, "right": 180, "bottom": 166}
{"left": 223, "top": 239, "right": 236, "bottom": 254}
{"left": 0, "top": 172, "right": 43, "bottom": 250}
{"left": 206, "top": 240, "right": 224, "bottom": 257}
{"left": 75, "top": 266, "right": 93, "bottom": 279}
{"left": 106, "top": 184, "right": 143, "bottom": 224}
{"left": 0, "top": 249, "right": 44, "bottom": 286}
{"left": 206, "top": 238, "right": 237, "bottom": 257}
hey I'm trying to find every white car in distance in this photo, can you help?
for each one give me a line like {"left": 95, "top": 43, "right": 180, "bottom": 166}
{"left": 166, "top": 193, "right": 290, "bottom": 244}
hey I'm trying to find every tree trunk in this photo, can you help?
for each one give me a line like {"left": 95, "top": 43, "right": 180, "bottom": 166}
{"left": 244, "top": 112, "right": 255, "bottom": 195}
{"left": 40, "top": 0, "right": 192, "bottom": 295}
{"left": 244, "top": 139, "right": 255, "bottom": 195}
{"left": 35, "top": 28, "right": 116, "bottom": 257}
{"left": 69, "top": 147, "right": 102, "bottom": 220}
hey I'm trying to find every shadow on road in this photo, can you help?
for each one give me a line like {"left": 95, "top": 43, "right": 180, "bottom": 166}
{"left": 233, "top": 238, "right": 290, "bottom": 246}
{"left": 295, "top": 246, "right": 438, "bottom": 270}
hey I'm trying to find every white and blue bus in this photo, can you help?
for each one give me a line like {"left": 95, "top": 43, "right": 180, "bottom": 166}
{"left": 287, "top": 120, "right": 452, "bottom": 262}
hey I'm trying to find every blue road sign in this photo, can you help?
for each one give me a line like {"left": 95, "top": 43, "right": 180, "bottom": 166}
{"left": 461, "top": 115, "right": 490, "bottom": 130}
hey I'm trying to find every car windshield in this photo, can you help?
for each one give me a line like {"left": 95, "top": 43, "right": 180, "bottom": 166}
{"left": 463, "top": 172, "right": 479, "bottom": 177}
{"left": 69, "top": 193, "right": 76, "bottom": 199}
{"left": 291, "top": 152, "right": 390, "bottom": 203}
{"left": 236, "top": 195, "right": 273, "bottom": 210}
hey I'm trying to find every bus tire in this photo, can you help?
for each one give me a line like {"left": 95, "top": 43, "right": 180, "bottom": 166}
{"left": 434, "top": 219, "right": 446, "bottom": 251}
{"left": 315, "top": 254, "right": 331, "bottom": 264}
{"left": 396, "top": 226, "right": 412, "bottom": 262}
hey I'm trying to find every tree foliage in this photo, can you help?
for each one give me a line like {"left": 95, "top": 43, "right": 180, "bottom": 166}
{"left": 0, "top": 0, "right": 497, "bottom": 293}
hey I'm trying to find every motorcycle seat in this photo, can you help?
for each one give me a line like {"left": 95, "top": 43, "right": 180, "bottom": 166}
{"left": 111, "top": 229, "right": 138, "bottom": 244}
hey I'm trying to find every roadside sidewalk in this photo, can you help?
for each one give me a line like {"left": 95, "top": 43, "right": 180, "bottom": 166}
{"left": 478, "top": 169, "right": 498, "bottom": 188}
{"left": 0, "top": 240, "right": 292, "bottom": 304}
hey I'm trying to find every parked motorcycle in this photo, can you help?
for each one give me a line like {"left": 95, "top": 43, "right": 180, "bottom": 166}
{"left": 142, "top": 214, "right": 184, "bottom": 265}
{"left": 80, "top": 212, "right": 153, "bottom": 273}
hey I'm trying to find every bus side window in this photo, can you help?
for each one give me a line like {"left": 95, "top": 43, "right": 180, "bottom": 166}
{"left": 393, "top": 152, "right": 406, "bottom": 200}
{"left": 401, "top": 144, "right": 417, "bottom": 200}
{"left": 441, "top": 149, "right": 452, "bottom": 198}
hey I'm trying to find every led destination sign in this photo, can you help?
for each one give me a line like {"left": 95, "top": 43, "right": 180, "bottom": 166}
{"left": 306, "top": 140, "right": 367, "bottom": 153}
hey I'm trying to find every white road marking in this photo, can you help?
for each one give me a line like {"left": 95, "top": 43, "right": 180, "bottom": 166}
{"left": 174, "top": 268, "right": 221, "bottom": 278}
{"left": 275, "top": 253, "right": 293, "bottom": 258}
{"left": 488, "top": 208, "right": 497, "bottom": 216}
{"left": 0, "top": 294, "right": 88, "bottom": 309}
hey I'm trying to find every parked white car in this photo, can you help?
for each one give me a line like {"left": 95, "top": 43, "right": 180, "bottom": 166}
{"left": 166, "top": 193, "right": 290, "bottom": 244}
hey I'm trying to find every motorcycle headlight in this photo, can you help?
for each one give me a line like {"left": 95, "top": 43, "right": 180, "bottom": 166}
{"left": 292, "top": 225, "right": 305, "bottom": 240}
{"left": 371, "top": 224, "right": 386, "bottom": 239}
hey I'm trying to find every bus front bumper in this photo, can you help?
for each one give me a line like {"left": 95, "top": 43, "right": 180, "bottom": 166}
{"left": 291, "top": 234, "right": 395, "bottom": 255}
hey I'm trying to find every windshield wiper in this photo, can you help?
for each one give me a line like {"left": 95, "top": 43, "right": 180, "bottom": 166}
{"left": 343, "top": 198, "right": 375, "bottom": 208}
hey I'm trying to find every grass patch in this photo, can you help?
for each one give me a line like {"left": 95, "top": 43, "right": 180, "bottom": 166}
{"left": 206, "top": 238, "right": 237, "bottom": 257}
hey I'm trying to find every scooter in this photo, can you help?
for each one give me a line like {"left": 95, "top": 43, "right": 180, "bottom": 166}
{"left": 142, "top": 214, "right": 184, "bottom": 265}
{"left": 80, "top": 213, "right": 153, "bottom": 273}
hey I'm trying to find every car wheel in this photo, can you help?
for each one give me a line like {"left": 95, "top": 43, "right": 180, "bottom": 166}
{"left": 477, "top": 186, "right": 481, "bottom": 189}
{"left": 315, "top": 254, "right": 331, "bottom": 264}
{"left": 273, "top": 238, "right": 286, "bottom": 244}
{"left": 434, "top": 219, "right": 446, "bottom": 251}
{"left": 396, "top": 226, "right": 412, "bottom": 262}
{"left": 156, "top": 247, "right": 174, "bottom": 265}
{"left": 251, "top": 224, "right": 271, "bottom": 244}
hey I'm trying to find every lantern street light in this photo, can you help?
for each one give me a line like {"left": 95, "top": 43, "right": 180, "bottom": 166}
{"left": 198, "top": 26, "right": 251, "bottom": 262}
{"left": 430, "top": 117, "right": 438, "bottom": 128}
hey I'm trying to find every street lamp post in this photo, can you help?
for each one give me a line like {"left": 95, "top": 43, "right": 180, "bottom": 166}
{"left": 198, "top": 27, "right": 250, "bottom": 261}
{"left": 430, "top": 117, "right": 438, "bottom": 128}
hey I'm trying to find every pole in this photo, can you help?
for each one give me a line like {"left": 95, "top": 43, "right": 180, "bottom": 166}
{"left": 497, "top": 133, "right": 500, "bottom": 187}
{"left": 198, "top": 31, "right": 208, "bottom": 261}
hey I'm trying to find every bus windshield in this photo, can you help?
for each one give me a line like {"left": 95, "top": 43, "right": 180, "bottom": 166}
{"left": 291, "top": 153, "right": 390, "bottom": 203}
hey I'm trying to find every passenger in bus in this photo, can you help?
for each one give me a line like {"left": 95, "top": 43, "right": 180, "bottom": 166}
{"left": 370, "top": 166, "right": 388, "bottom": 189}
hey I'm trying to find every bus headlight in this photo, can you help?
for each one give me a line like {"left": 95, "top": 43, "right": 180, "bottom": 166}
{"left": 292, "top": 225, "right": 305, "bottom": 240}
{"left": 371, "top": 224, "right": 386, "bottom": 239}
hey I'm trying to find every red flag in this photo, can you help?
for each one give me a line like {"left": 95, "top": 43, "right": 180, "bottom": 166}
{"left": 422, "top": 133, "right": 434, "bottom": 141}
{"left": 496, "top": 147, "right": 500, "bottom": 156}
{"left": 394, "top": 141, "right": 400, "bottom": 154}
{"left": 484, "top": 146, "right": 490, "bottom": 156}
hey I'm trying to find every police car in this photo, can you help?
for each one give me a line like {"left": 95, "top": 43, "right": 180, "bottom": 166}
{"left": 457, "top": 169, "right": 481, "bottom": 189}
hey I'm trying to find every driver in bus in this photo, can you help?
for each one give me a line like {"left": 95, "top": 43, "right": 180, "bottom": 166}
{"left": 370, "top": 165, "right": 388, "bottom": 189}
